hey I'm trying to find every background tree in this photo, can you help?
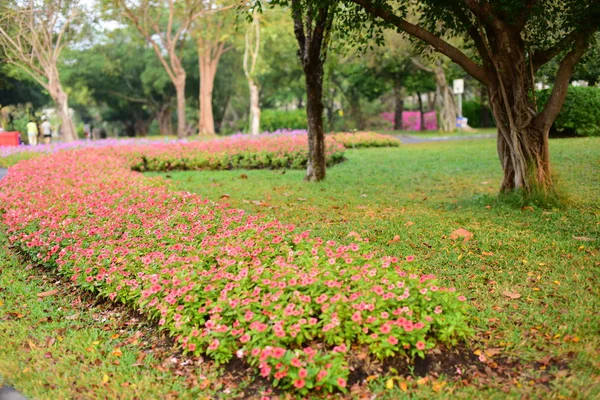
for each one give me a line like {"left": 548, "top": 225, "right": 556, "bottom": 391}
{"left": 290, "top": 0, "right": 336, "bottom": 181}
{"left": 244, "top": 10, "right": 261, "bottom": 135}
{"left": 111, "top": 0, "right": 214, "bottom": 138}
{"left": 0, "top": 0, "right": 83, "bottom": 141}
{"left": 345, "top": 0, "right": 600, "bottom": 194}
{"left": 193, "top": 0, "right": 235, "bottom": 135}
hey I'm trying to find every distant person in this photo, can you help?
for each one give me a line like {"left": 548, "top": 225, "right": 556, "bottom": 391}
{"left": 26, "top": 119, "right": 38, "bottom": 146}
{"left": 40, "top": 117, "right": 52, "bottom": 145}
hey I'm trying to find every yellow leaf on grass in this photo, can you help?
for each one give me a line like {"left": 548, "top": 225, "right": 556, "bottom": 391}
{"left": 112, "top": 348, "right": 123, "bottom": 357}
{"left": 102, "top": 374, "right": 109, "bottom": 384}
{"left": 386, "top": 379, "right": 394, "bottom": 389}
{"left": 457, "top": 253, "right": 463, "bottom": 260}
{"left": 366, "top": 375, "right": 378, "bottom": 382}
{"left": 416, "top": 377, "right": 429, "bottom": 385}
{"left": 92, "top": 341, "right": 100, "bottom": 345}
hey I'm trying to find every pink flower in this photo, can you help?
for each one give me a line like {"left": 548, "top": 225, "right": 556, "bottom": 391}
{"left": 290, "top": 357, "right": 302, "bottom": 368}
{"left": 388, "top": 336, "right": 398, "bottom": 345}
{"left": 458, "top": 295, "right": 466, "bottom": 301}
{"left": 337, "top": 378, "right": 347, "bottom": 388}
{"left": 317, "top": 370, "right": 328, "bottom": 382}
{"left": 351, "top": 311, "right": 362, "bottom": 323}
{"left": 207, "top": 339, "right": 220, "bottom": 351}
{"left": 298, "top": 368, "right": 308, "bottom": 378}
{"left": 240, "top": 334, "right": 251, "bottom": 343}
{"left": 406, "top": 255, "right": 415, "bottom": 262}
{"left": 380, "top": 324, "right": 392, "bottom": 334}
{"left": 293, "top": 379, "right": 305, "bottom": 389}
{"left": 416, "top": 341, "right": 426, "bottom": 350}
{"left": 271, "top": 347, "right": 286, "bottom": 359}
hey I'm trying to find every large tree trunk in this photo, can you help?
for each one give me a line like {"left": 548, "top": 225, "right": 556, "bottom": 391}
{"left": 433, "top": 61, "right": 456, "bottom": 133}
{"left": 304, "top": 66, "right": 326, "bottom": 182}
{"left": 248, "top": 78, "right": 260, "bottom": 135}
{"left": 486, "top": 48, "right": 550, "bottom": 193}
{"left": 157, "top": 104, "right": 173, "bottom": 136}
{"left": 174, "top": 75, "right": 187, "bottom": 139}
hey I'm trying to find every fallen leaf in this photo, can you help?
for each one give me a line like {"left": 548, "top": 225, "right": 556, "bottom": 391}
{"left": 416, "top": 377, "right": 429, "bottom": 385}
{"left": 43, "top": 352, "right": 52, "bottom": 358}
{"left": 239, "top": 174, "right": 248, "bottom": 179}
{"left": 388, "top": 235, "right": 400, "bottom": 244}
{"left": 484, "top": 348, "right": 503, "bottom": 358}
{"left": 522, "top": 206, "right": 534, "bottom": 212}
{"left": 65, "top": 313, "right": 80, "bottom": 320}
{"left": 449, "top": 228, "right": 473, "bottom": 242}
{"left": 399, "top": 381, "right": 408, "bottom": 392}
{"left": 432, "top": 381, "right": 447, "bottom": 393}
{"left": 482, "top": 251, "right": 494, "bottom": 256}
{"left": 404, "top": 221, "right": 415, "bottom": 227}
{"left": 112, "top": 348, "right": 123, "bottom": 357}
{"left": 503, "top": 290, "right": 521, "bottom": 299}
{"left": 386, "top": 378, "right": 394, "bottom": 389}
{"left": 573, "top": 236, "right": 595, "bottom": 242}
{"left": 219, "top": 194, "right": 230, "bottom": 199}
{"left": 37, "top": 289, "right": 58, "bottom": 297}
{"left": 102, "top": 374, "right": 109, "bottom": 384}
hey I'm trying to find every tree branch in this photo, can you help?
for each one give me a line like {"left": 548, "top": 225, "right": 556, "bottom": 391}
{"left": 535, "top": 36, "right": 591, "bottom": 130}
{"left": 350, "top": 0, "right": 489, "bottom": 85}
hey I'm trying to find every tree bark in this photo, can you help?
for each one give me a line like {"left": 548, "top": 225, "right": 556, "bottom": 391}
{"left": 198, "top": 47, "right": 217, "bottom": 135}
{"left": 49, "top": 76, "right": 77, "bottom": 142}
{"left": 157, "top": 104, "right": 173, "bottom": 136}
{"left": 433, "top": 62, "right": 456, "bottom": 133}
{"left": 292, "top": 0, "right": 334, "bottom": 182}
{"left": 174, "top": 76, "right": 187, "bottom": 139}
{"left": 393, "top": 80, "right": 403, "bottom": 130}
{"left": 417, "top": 92, "right": 425, "bottom": 131}
{"left": 248, "top": 79, "right": 261, "bottom": 135}
{"left": 304, "top": 67, "right": 326, "bottom": 181}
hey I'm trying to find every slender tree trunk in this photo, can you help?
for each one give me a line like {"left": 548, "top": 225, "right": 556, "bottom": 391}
{"left": 134, "top": 118, "right": 151, "bottom": 136}
{"left": 54, "top": 89, "right": 77, "bottom": 142}
{"left": 304, "top": 66, "right": 326, "bottom": 181}
{"left": 198, "top": 48, "right": 217, "bottom": 135}
{"left": 432, "top": 61, "right": 456, "bottom": 133}
{"left": 350, "top": 95, "right": 365, "bottom": 130}
{"left": 417, "top": 92, "right": 425, "bottom": 131}
{"left": 393, "top": 80, "right": 403, "bottom": 130}
{"left": 157, "top": 104, "right": 173, "bottom": 136}
{"left": 248, "top": 79, "right": 260, "bottom": 135}
{"left": 174, "top": 76, "right": 187, "bottom": 139}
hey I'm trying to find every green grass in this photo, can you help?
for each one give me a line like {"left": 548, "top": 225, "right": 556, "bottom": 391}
{"left": 149, "top": 137, "right": 600, "bottom": 398}
{"left": 2, "top": 137, "right": 598, "bottom": 398}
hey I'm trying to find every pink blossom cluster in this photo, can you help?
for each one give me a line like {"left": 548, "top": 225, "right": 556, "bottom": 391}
{"left": 0, "top": 144, "right": 470, "bottom": 393}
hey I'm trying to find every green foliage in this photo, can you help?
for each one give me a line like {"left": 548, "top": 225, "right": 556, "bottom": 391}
{"left": 537, "top": 87, "right": 600, "bottom": 137}
{"left": 462, "top": 100, "right": 495, "bottom": 128}
{"left": 260, "top": 109, "right": 308, "bottom": 132}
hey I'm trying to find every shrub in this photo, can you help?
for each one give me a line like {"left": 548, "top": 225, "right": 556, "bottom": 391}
{"left": 0, "top": 143, "right": 471, "bottom": 395}
{"left": 261, "top": 109, "right": 307, "bottom": 132}
{"left": 537, "top": 86, "right": 600, "bottom": 137}
{"left": 331, "top": 132, "right": 401, "bottom": 148}
{"left": 462, "top": 100, "right": 495, "bottom": 128}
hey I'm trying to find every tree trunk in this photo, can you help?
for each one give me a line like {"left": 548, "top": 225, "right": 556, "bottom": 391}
{"left": 433, "top": 61, "right": 456, "bottom": 133}
{"left": 55, "top": 89, "right": 77, "bottom": 142}
{"left": 248, "top": 78, "right": 261, "bottom": 135}
{"left": 157, "top": 105, "right": 173, "bottom": 136}
{"left": 486, "top": 50, "right": 550, "bottom": 193}
{"left": 134, "top": 118, "right": 151, "bottom": 136}
{"left": 304, "top": 66, "right": 326, "bottom": 182}
{"left": 198, "top": 42, "right": 218, "bottom": 136}
{"left": 350, "top": 95, "right": 365, "bottom": 130}
{"left": 417, "top": 92, "right": 425, "bottom": 131}
{"left": 174, "top": 76, "right": 187, "bottom": 139}
{"left": 393, "top": 81, "right": 403, "bottom": 130}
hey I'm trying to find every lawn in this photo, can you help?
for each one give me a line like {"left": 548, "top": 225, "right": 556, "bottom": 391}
{"left": 149, "top": 137, "right": 600, "bottom": 398}
{"left": 1, "top": 136, "right": 598, "bottom": 399}
{"left": 379, "top": 128, "right": 497, "bottom": 139}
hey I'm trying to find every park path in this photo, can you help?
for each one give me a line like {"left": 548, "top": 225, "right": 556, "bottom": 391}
{"left": 0, "top": 133, "right": 496, "bottom": 181}
{"left": 393, "top": 133, "right": 495, "bottom": 144}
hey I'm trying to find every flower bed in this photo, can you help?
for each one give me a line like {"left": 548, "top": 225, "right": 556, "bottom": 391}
{"left": 331, "top": 132, "right": 401, "bottom": 148}
{"left": 0, "top": 139, "right": 469, "bottom": 395}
